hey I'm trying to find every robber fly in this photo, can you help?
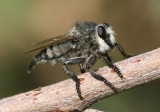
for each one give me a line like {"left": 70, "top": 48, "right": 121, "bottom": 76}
{"left": 26, "top": 21, "right": 132, "bottom": 100}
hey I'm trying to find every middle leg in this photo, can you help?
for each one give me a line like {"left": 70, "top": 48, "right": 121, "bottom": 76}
{"left": 97, "top": 52, "right": 125, "bottom": 80}
{"left": 86, "top": 55, "right": 119, "bottom": 92}
{"left": 79, "top": 63, "right": 85, "bottom": 73}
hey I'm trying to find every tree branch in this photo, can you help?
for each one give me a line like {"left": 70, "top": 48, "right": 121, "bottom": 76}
{"left": 0, "top": 48, "right": 160, "bottom": 112}
{"left": 84, "top": 109, "right": 104, "bottom": 112}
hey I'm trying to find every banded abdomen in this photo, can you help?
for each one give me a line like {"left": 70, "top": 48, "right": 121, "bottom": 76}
{"left": 27, "top": 41, "right": 74, "bottom": 73}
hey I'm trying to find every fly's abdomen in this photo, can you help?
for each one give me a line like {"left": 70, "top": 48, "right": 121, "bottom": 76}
{"left": 27, "top": 41, "right": 74, "bottom": 73}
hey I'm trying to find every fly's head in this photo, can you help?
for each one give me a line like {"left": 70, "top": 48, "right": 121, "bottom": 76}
{"left": 95, "top": 23, "right": 116, "bottom": 53}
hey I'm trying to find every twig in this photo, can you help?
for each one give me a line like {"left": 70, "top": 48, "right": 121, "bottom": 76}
{"left": 0, "top": 48, "right": 160, "bottom": 112}
{"left": 84, "top": 109, "right": 104, "bottom": 112}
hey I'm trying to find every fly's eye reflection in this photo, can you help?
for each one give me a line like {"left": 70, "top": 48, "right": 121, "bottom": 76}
{"left": 97, "top": 26, "right": 106, "bottom": 39}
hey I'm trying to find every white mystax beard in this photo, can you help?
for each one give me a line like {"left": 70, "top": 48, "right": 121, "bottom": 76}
{"left": 95, "top": 26, "right": 116, "bottom": 53}
{"left": 96, "top": 36, "right": 110, "bottom": 53}
{"left": 106, "top": 27, "right": 116, "bottom": 45}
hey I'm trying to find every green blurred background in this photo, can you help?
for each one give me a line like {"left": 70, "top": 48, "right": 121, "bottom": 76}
{"left": 0, "top": 0, "right": 160, "bottom": 112}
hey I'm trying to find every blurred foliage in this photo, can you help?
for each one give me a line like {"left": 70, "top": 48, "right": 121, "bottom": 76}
{"left": 0, "top": 0, "right": 160, "bottom": 112}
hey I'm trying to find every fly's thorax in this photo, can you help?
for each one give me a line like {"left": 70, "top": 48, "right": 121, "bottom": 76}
{"left": 95, "top": 23, "right": 116, "bottom": 53}
{"left": 68, "top": 21, "right": 97, "bottom": 38}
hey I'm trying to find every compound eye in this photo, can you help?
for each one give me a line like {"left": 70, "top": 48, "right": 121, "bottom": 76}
{"left": 97, "top": 26, "right": 106, "bottom": 39}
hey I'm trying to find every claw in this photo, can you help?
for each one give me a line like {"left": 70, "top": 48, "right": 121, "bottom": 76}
{"left": 121, "top": 75, "right": 126, "bottom": 81}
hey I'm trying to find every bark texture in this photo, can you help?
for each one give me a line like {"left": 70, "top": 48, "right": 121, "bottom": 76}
{"left": 0, "top": 48, "right": 160, "bottom": 112}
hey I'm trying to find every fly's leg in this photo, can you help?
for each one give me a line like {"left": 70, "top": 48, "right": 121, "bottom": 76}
{"left": 105, "top": 53, "right": 113, "bottom": 63}
{"left": 63, "top": 57, "right": 86, "bottom": 100}
{"left": 63, "top": 65, "right": 83, "bottom": 100}
{"left": 97, "top": 51, "right": 125, "bottom": 80}
{"left": 115, "top": 43, "right": 132, "bottom": 58}
{"left": 86, "top": 55, "right": 119, "bottom": 92}
{"left": 79, "top": 63, "right": 85, "bottom": 73}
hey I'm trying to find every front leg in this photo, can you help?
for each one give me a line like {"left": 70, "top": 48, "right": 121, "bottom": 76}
{"left": 86, "top": 55, "right": 119, "bottom": 92}
{"left": 63, "top": 57, "right": 86, "bottom": 100}
{"left": 115, "top": 43, "right": 132, "bottom": 58}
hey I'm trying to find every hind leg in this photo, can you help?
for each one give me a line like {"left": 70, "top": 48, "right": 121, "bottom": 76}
{"left": 63, "top": 57, "right": 86, "bottom": 100}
